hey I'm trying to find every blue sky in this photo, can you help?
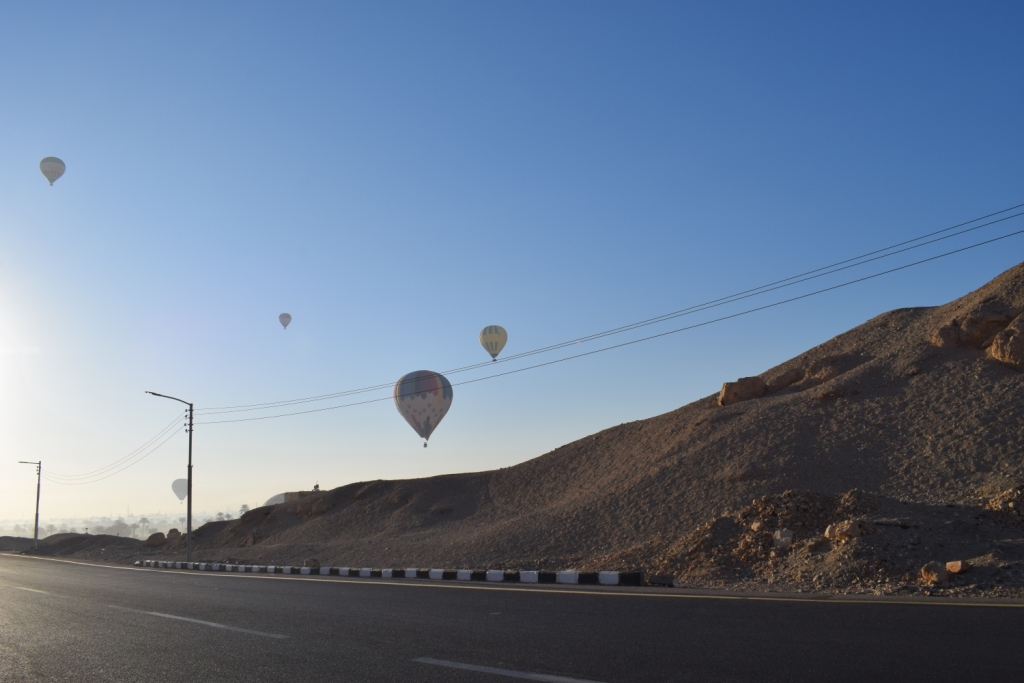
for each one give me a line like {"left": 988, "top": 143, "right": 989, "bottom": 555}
{"left": 2, "top": 2, "right": 1022, "bottom": 522}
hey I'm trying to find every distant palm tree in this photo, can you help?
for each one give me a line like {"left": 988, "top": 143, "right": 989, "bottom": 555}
{"left": 139, "top": 517, "right": 151, "bottom": 536}
{"left": 239, "top": 504, "right": 250, "bottom": 516}
{"left": 216, "top": 512, "right": 224, "bottom": 521}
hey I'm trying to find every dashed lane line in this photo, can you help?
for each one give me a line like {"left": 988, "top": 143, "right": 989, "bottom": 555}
{"left": 107, "top": 604, "right": 288, "bottom": 639}
{"left": 414, "top": 657, "right": 605, "bottom": 682}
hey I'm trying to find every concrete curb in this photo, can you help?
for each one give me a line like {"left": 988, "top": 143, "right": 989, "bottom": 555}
{"left": 135, "top": 560, "right": 643, "bottom": 586}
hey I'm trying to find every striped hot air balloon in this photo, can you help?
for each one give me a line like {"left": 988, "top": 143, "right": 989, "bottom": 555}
{"left": 479, "top": 325, "right": 507, "bottom": 361}
{"left": 393, "top": 370, "right": 453, "bottom": 447}
{"left": 39, "top": 157, "right": 66, "bottom": 185}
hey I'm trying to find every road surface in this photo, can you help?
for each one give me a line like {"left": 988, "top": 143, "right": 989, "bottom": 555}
{"left": 1, "top": 554, "right": 1021, "bottom": 682}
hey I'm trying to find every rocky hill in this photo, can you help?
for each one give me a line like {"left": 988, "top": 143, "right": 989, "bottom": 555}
{"left": 11, "top": 261, "right": 1024, "bottom": 597}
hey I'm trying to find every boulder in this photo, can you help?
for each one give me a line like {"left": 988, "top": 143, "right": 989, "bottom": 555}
{"left": 766, "top": 368, "right": 803, "bottom": 392}
{"left": 145, "top": 532, "right": 166, "bottom": 547}
{"left": 920, "top": 561, "right": 948, "bottom": 585}
{"left": 718, "top": 377, "right": 765, "bottom": 407}
{"left": 166, "top": 529, "right": 181, "bottom": 540}
{"left": 987, "top": 313, "right": 1024, "bottom": 370}
{"left": 302, "top": 558, "right": 321, "bottom": 568}
{"left": 945, "top": 560, "right": 971, "bottom": 575}
{"left": 824, "top": 520, "right": 867, "bottom": 541}
{"left": 772, "top": 529, "right": 793, "bottom": 549}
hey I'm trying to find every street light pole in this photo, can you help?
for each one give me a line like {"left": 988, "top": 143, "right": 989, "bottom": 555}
{"left": 18, "top": 461, "right": 41, "bottom": 549}
{"left": 146, "top": 392, "right": 194, "bottom": 563}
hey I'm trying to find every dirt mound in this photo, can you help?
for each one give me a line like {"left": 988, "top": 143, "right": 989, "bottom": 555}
{"left": 0, "top": 533, "right": 147, "bottom": 563}
{"left": 49, "top": 262, "right": 1024, "bottom": 595}
{"left": 0, "top": 537, "right": 37, "bottom": 553}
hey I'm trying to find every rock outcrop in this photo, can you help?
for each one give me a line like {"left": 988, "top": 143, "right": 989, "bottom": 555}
{"left": 931, "top": 300, "right": 1020, "bottom": 349}
{"left": 766, "top": 368, "right": 803, "bottom": 392}
{"left": 145, "top": 532, "right": 166, "bottom": 547}
{"left": 987, "top": 313, "right": 1024, "bottom": 369}
{"left": 718, "top": 377, "right": 765, "bottom": 407}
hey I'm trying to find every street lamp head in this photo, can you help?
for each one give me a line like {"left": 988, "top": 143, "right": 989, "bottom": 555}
{"left": 18, "top": 461, "right": 40, "bottom": 464}
{"left": 146, "top": 391, "right": 191, "bottom": 406}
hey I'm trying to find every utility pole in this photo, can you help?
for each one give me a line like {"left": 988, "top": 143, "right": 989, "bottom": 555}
{"left": 18, "top": 461, "right": 41, "bottom": 550}
{"left": 146, "top": 392, "right": 194, "bottom": 563}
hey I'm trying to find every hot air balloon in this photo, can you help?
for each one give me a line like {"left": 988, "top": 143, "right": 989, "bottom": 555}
{"left": 479, "top": 325, "right": 507, "bottom": 361}
{"left": 172, "top": 479, "right": 188, "bottom": 501}
{"left": 39, "top": 157, "right": 65, "bottom": 185}
{"left": 264, "top": 493, "right": 286, "bottom": 506}
{"left": 393, "top": 370, "right": 453, "bottom": 447}
{"left": 279, "top": 313, "right": 292, "bottom": 329}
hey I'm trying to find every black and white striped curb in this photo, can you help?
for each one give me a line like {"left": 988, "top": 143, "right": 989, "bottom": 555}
{"left": 135, "top": 560, "right": 642, "bottom": 586}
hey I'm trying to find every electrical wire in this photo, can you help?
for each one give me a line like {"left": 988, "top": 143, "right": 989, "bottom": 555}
{"left": 42, "top": 426, "right": 185, "bottom": 485}
{"left": 196, "top": 224, "right": 1024, "bottom": 425}
{"left": 44, "top": 410, "right": 187, "bottom": 480}
{"left": 196, "top": 202, "right": 1024, "bottom": 416}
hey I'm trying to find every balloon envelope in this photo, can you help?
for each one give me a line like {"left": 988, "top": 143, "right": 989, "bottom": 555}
{"left": 393, "top": 370, "right": 453, "bottom": 443}
{"left": 479, "top": 325, "right": 507, "bottom": 360}
{"left": 264, "top": 493, "right": 286, "bottom": 506}
{"left": 39, "top": 157, "right": 65, "bottom": 185}
{"left": 279, "top": 313, "right": 292, "bottom": 329}
{"left": 171, "top": 479, "right": 188, "bottom": 501}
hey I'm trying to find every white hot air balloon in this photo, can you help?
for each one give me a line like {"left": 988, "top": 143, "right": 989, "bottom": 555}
{"left": 39, "top": 157, "right": 66, "bottom": 185}
{"left": 279, "top": 313, "right": 292, "bottom": 329}
{"left": 264, "top": 493, "right": 286, "bottom": 506}
{"left": 171, "top": 479, "right": 188, "bottom": 502}
{"left": 479, "top": 325, "right": 508, "bottom": 361}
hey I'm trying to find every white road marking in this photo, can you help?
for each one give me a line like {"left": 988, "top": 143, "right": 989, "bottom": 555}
{"left": 14, "top": 587, "right": 50, "bottom": 594}
{"left": 107, "top": 605, "right": 288, "bottom": 639}
{"left": 414, "top": 657, "right": 605, "bottom": 682}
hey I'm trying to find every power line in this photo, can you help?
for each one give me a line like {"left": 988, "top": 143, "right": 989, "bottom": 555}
{"left": 44, "top": 410, "right": 185, "bottom": 481}
{"left": 196, "top": 224, "right": 1024, "bottom": 425}
{"left": 196, "top": 201, "right": 1024, "bottom": 416}
{"left": 42, "top": 426, "right": 185, "bottom": 485}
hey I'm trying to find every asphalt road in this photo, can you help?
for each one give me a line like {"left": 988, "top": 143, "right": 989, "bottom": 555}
{"left": 1, "top": 554, "right": 1022, "bottom": 682}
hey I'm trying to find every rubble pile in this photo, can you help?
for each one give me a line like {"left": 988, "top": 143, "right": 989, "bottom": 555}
{"left": 639, "top": 489, "right": 1024, "bottom": 597}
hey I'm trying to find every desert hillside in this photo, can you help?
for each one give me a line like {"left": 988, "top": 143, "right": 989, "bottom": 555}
{"left": 8, "top": 262, "right": 1024, "bottom": 595}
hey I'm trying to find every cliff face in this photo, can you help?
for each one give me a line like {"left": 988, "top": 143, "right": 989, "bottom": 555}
{"left": 155, "top": 263, "right": 1024, "bottom": 587}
